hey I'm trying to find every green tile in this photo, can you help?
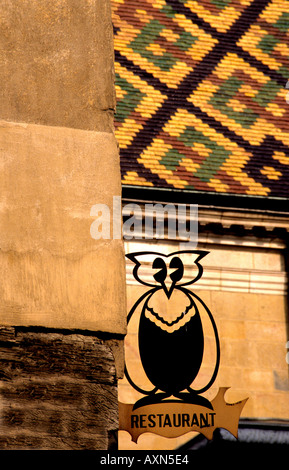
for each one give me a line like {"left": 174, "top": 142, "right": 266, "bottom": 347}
{"left": 258, "top": 33, "right": 279, "bottom": 53}
{"left": 252, "top": 80, "right": 280, "bottom": 107}
{"left": 178, "top": 126, "right": 230, "bottom": 181}
{"left": 274, "top": 12, "right": 289, "bottom": 32}
{"left": 210, "top": 76, "right": 258, "bottom": 128}
{"left": 175, "top": 31, "right": 198, "bottom": 51}
{"left": 211, "top": 0, "right": 231, "bottom": 9}
{"left": 130, "top": 20, "right": 177, "bottom": 71}
{"left": 115, "top": 74, "right": 144, "bottom": 122}
{"left": 160, "top": 148, "right": 185, "bottom": 171}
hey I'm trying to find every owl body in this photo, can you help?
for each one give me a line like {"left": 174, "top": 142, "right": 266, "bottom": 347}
{"left": 125, "top": 251, "right": 220, "bottom": 406}
{"left": 138, "top": 288, "right": 204, "bottom": 395}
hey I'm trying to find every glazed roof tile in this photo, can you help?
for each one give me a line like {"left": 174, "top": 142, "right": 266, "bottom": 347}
{"left": 112, "top": 0, "right": 289, "bottom": 198}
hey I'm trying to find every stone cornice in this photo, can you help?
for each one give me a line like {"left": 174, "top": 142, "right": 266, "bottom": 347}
{"left": 122, "top": 201, "right": 288, "bottom": 295}
{"left": 122, "top": 200, "right": 289, "bottom": 249}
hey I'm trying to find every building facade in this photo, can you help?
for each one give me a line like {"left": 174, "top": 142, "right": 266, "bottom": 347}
{"left": 112, "top": 0, "right": 289, "bottom": 450}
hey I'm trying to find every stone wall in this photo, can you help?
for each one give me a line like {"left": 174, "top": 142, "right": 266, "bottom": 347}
{"left": 0, "top": 0, "right": 126, "bottom": 450}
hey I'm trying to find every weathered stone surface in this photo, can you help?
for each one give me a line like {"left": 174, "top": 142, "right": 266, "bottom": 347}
{"left": 0, "top": 0, "right": 116, "bottom": 132}
{"left": 0, "top": 121, "right": 126, "bottom": 335}
{"left": 0, "top": 327, "right": 118, "bottom": 450}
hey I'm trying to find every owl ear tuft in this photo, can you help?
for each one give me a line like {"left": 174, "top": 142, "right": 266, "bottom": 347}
{"left": 169, "top": 250, "right": 209, "bottom": 286}
{"left": 194, "top": 250, "right": 209, "bottom": 263}
{"left": 125, "top": 253, "right": 139, "bottom": 265}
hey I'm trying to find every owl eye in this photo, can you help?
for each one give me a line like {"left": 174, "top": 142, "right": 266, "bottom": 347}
{"left": 169, "top": 257, "right": 184, "bottom": 283}
{"left": 152, "top": 257, "right": 167, "bottom": 284}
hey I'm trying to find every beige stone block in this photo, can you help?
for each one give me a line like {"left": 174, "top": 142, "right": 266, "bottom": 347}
{"left": 252, "top": 250, "right": 284, "bottom": 271}
{"left": 245, "top": 321, "right": 287, "bottom": 343}
{"left": 219, "top": 319, "right": 245, "bottom": 340}
{"left": 0, "top": 0, "right": 115, "bottom": 132}
{"left": 0, "top": 121, "right": 126, "bottom": 334}
{"left": 242, "top": 369, "right": 274, "bottom": 392}
{"left": 257, "top": 294, "right": 288, "bottom": 322}
{"left": 217, "top": 366, "right": 245, "bottom": 389}
{"left": 203, "top": 247, "right": 254, "bottom": 270}
{"left": 211, "top": 291, "right": 287, "bottom": 323}
{"left": 211, "top": 291, "right": 249, "bottom": 320}
{"left": 256, "top": 342, "right": 288, "bottom": 370}
{"left": 221, "top": 340, "right": 257, "bottom": 368}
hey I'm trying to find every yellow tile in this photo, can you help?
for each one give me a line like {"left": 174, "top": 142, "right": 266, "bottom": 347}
{"left": 146, "top": 43, "right": 166, "bottom": 56}
{"left": 207, "top": 178, "right": 230, "bottom": 193}
{"left": 265, "top": 102, "right": 285, "bottom": 117}
{"left": 227, "top": 98, "right": 246, "bottom": 112}
{"left": 159, "top": 28, "right": 180, "bottom": 43}
{"left": 260, "top": 166, "right": 282, "bottom": 180}
{"left": 273, "top": 151, "right": 289, "bottom": 165}
{"left": 184, "top": 1, "right": 241, "bottom": 33}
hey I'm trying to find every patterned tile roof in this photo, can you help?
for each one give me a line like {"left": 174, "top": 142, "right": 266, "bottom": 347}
{"left": 112, "top": 0, "right": 289, "bottom": 198}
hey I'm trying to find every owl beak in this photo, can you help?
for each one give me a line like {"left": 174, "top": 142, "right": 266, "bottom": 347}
{"left": 162, "top": 276, "right": 176, "bottom": 299}
{"left": 161, "top": 266, "right": 182, "bottom": 298}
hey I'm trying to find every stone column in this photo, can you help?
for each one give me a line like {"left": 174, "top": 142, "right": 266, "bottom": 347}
{"left": 0, "top": 0, "right": 126, "bottom": 450}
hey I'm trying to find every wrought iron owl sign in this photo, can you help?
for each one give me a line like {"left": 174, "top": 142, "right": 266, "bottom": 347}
{"left": 118, "top": 250, "right": 248, "bottom": 443}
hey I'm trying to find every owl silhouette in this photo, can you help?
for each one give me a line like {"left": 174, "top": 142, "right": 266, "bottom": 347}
{"left": 125, "top": 251, "right": 220, "bottom": 410}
